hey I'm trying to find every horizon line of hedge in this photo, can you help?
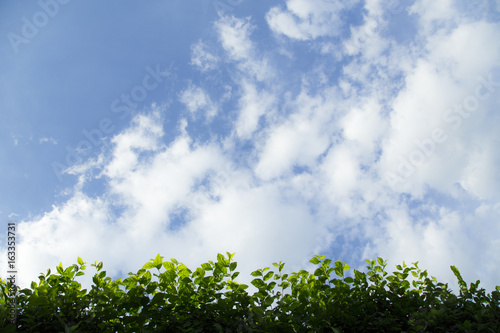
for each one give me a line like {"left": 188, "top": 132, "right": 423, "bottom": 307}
{"left": 1, "top": 253, "right": 499, "bottom": 332}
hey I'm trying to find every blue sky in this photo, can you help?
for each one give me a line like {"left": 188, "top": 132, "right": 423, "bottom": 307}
{"left": 1, "top": 0, "right": 500, "bottom": 291}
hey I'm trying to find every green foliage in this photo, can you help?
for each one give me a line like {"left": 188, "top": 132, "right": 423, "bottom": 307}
{"left": 1, "top": 253, "right": 499, "bottom": 332}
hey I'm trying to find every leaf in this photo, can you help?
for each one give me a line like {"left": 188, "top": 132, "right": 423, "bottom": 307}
{"left": 252, "top": 307, "right": 265, "bottom": 317}
{"left": 56, "top": 263, "right": 64, "bottom": 275}
{"left": 267, "top": 281, "right": 277, "bottom": 291}
{"left": 314, "top": 268, "right": 323, "bottom": 277}
{"left": 280, "top": 281, "right": 290, "bottom": 289}
{"left": 344, "top": 277, "right": 354, "bottom": 284}
{"left": 77, "top": 257, "right": 84, "bottom": 266}
{"left": 153, "top": 254, "right": 163, "bottom": 267}
{"left": 229, "top": 262, "right": 237, "bottom": 272}
{"left": 251, "top": 270, "right": 263, "bottom": 277}
{"left": 142, "top": 262, "right": 157, "bottom": 270}
{"left": 310, "top": 257, "right": 321, "bottom": 265}
{"left": 264, "top": 271, "right": 274, "bottom": 282}
{"left": 322, "top": 259, "right": 332, "bottom": 268}
{"left": 141, "top": 271, "right": 152, "bottom": 284}
{"left": 251, "top": 278, "right": 265, "bottom": 289}
{"left": 97, "top": 262, "right": 103, "bottom": 271}
{"left": 451, "top": 265, "right": 467, "bottom": 292}
{"left": 377, "top": 257, "right": 384, "bottom": 266}
{"left": 201, "top": 263, "right": 213, "bottom": 271}
{"left": 217, "top": 253, "right": 225, "bottom": 263}
{"left": 226, "top": 252, "right": 235, "bottom": 261}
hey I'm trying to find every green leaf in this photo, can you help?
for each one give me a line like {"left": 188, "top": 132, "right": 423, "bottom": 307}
{"left": 77, "top": 257, "right": 84, "bottom": 266}
{"left": 56, "top": 262, "right": 64, "bottom": 275}
{"left": 314, "top": 268, "right": 323, "bottom": 277}
{"left": 251, "top": 270, "right": 263, "bottom": 277}
{"left": 344, "top": 277, "right": 354, "bottom": 284}
{"left": 264, "top": 271, "right": 274, "bottom": 282}
{"left": 377, "top": 257, "right": 384, "bottom": 266}
{"left": 310, "top": 257, "right": 321, "bottom": 265}
{"left": 141, "top": 271, "right": 152, "bottom": 284}
{"left": 252, "top": 307, "right": 265, "bottom": 317}
{"left": 201, "top": 263, "right": 213, "bottom": 271}
{"left": 226, "top": 252, "right": 235, "bottom": 261}
{"left": 217, "top": 253, "right": 225, "bottom": 263}
{"left": 153, "top": 254, "right": 163, "bottom": 267}
{"left": 229, "top": 262, "right": 237, "bottom": 272}
{"left": 96, "top": 262, "right": 103, "bottom": 271}
{"left": 142, "top": 262, "right": 156, "bottom": 270}
{"left": 251, "top": 278, "right": 265, "bottom": 289}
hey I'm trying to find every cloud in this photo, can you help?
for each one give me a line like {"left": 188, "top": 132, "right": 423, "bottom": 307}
{"left": 266, "top": 0, "right": 358, "bottom": 40}
{"left": 190, "top": 40, "right": 219, "bottom": 72}
{"left": 234, "top": 81, "right": 275, "bottom": 139}
{"left": 255, "top": 88, "right": 337, "bottom": 181}
{"left": 3, "top": 108, "right": 331, "bottom": 289}
{"left": 215, "top": 15, "right": 272, "bottom": 81}
{"left": 39, "top": 137, "right": 58, "bottom": 145}
{"left": 179, "top": 83, "right": 218, "bottom": 121}
{"left": 379, "top": 20, "right": 500, "bottom": 198}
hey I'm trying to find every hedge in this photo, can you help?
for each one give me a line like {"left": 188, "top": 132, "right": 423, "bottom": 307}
{"left": 1, "top": 253, "right": 499, "bottom": 332}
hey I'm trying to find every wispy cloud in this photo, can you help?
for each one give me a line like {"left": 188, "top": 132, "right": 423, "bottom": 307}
{"left": 39, "top": 137, "right": 58, "bottom": 145}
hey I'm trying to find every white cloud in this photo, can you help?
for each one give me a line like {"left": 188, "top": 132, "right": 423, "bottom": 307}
{"left": 215, "top": 16, "right": 254, "bottom": 61}
{"left": 379, "top": 20, "right": 500, "bottom": 198}
{"left": 39, "top": 137, "right": 58, "bottom": 145}
{"left": 215, "top": 15, "right": 272, "bottom": 81}
{"left": 179, "top": 84, "right": 218, "bottom": 120}
{"left": 234, "top": 81, "right": 275, "bottom": 139}
{"left": 409, "top": 0, "right": 459, "bottom": 35}
{"left": 266, "top": 0, "right": 358, "bottom": 40}
{"left": 190, "top": 40, "right": 219, "bottom": 72}
{"left": 2, "top": 109, "right": 332, "bottom": 289}
{"left": 255, "top": 89, "right": 336, "bottom": 180}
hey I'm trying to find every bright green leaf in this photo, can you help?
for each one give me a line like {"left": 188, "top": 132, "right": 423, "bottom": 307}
{"left": 310, "top": 257, "right": 321, "bottom": 265}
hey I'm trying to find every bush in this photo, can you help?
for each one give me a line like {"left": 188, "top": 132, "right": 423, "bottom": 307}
{"left": 1, "top": 253, "right": 499, "bottom": 332}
